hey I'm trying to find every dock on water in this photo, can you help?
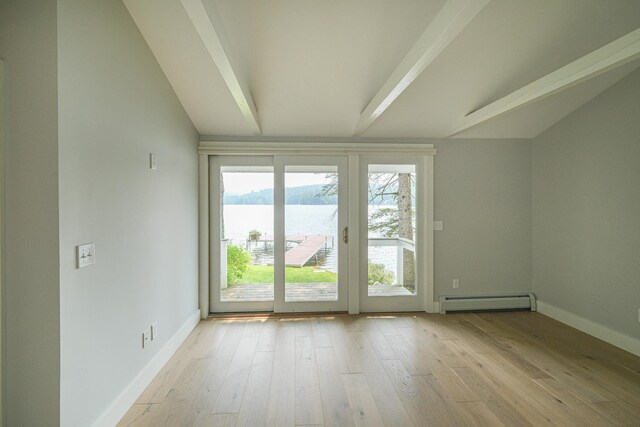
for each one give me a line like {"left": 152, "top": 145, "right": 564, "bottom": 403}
{"left": 248, "top": 234, "right": 333, "bottom": 267}
{"left": 284, "top": 234, "right": 332, "bottom": 267}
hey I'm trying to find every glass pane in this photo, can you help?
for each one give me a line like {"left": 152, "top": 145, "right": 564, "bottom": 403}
{"left": 220, "top": 168, "right": 274, "bottom": 302}
{"left": 284, "top": 166, "right": 338, "bottom": 302}
{"left": 367, "top": 164, "right": 417, "bottom": 297}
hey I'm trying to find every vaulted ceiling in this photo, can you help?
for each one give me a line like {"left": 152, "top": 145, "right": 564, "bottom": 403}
{"left": 124, "top": 0, "right": 640, "bottom": 139}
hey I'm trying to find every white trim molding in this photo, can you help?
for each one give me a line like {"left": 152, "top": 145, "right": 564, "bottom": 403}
{"left": 537, "top": 301, "right": 640, "bottom": 358}
{"left": 424, "top": 155, "right": 435, "bottom": 313}
{"left": 347, "top": 155, "right": 360, "bottom": 314}
{"left": 199, "top": 140, "right": 436, "bottom": 156}
{"left": 92, "top": 310, "right": 201, "bottom": 427}
{"left": 198, "top": 155, "right": 209, "bottom": 318}
{"left": 199, "top": 141, "right": 437, "bottom": 315}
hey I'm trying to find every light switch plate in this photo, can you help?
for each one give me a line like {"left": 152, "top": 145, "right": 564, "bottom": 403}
{"left": 77, "top": 243, "right": 95, "bottom": 268}
{"left": 433, "top": 221, "right": 444, "bottom": 231}
{"left": 150, "top": 153, "right": 157, "bottom": 170}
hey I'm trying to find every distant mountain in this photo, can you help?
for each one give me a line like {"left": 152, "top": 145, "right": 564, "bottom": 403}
{"left": 224, "top": 184, "right": 336, "bottom": 205}
{"left": 224, "top": 183, "right": 398, "bottom": 205}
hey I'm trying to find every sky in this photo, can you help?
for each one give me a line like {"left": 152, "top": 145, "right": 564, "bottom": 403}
{"left": 223, "top": 172, "right": 331, "bottom": 194}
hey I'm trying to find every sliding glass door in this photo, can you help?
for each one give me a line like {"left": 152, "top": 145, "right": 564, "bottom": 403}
{"left": 210, "top": 156, "right": 276, "bottom": 312}
{"left": 274, "top": 156, "right": 348, "bottom": 312}
{"left": 209, "top": 152, "right": 430, "bottom": 314}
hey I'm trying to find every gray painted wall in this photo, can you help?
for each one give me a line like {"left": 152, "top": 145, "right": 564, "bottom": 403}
{"left": 0, "top": 1, "right": 61, "bottom": 425}
{"left": 3, "top": 0, "right": 633, "bottom": 424}
{"left": 57, "top": 0, "right": 199, "bottom": 426}
{"left": 433, "top": 139, "right": 532, "bottom": 299}
{"left": 533, "top": 68, "right": 640, "bottom": 339}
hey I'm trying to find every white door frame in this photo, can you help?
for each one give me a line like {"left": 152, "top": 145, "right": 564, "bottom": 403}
{"left": 198, "top": 141, "right": 436, "bottom": 316}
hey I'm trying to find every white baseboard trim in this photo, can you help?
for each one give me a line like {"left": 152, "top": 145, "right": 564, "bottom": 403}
{"left": 537, "top": 301, "right": 640, "bottom": 357}
{"left": 429, "top": 301, "right": 440, "bottom": 314}
{"left": 92, "top": 309, "right": 201, "bottom": 427}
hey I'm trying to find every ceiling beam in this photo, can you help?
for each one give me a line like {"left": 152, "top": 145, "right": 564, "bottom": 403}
{"left": 353, "top": 0, "right": 489, "bottom": 136}
{"left": 448, "top": 27, "right": 640, "bottom": 136}
{"left": 181, "top": 0, "right": 261, "bottom": 134}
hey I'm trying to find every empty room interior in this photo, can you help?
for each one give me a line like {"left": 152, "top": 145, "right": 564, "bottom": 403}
{"left": 1, "top": 0, "right": 640, "bottom": 426}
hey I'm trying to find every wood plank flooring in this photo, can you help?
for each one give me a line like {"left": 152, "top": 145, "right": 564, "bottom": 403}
{"left": 118, "top": 312, "right": 640, "bottom": 426}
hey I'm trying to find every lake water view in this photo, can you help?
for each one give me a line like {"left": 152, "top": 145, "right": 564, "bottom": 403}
{"left": 223, "top": 204, "right": 398, "bottom": 276}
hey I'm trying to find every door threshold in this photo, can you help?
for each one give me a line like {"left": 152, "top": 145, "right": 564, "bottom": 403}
{"left": 206, "top": 311, "right": 433, "bottom": 319}
{"left": 208, "top": 311, "right": 349, "bottom": 319}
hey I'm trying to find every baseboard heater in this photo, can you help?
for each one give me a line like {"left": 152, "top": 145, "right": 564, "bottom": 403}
{"left": 439, "top": 293, "right": 536, "bottom": 314}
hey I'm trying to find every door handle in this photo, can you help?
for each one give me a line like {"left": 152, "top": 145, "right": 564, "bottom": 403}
{"left": 342, "top": 226, "right": 348, "bottom": 244}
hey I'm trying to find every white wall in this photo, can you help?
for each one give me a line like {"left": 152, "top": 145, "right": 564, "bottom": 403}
{"left": 0, "top": 0, "right": 61, "bottom": 425}
{"left": 57, "top": 0, "right": 199, "bottom": 426}
{"left": 533, "top": 68, "right": 640, "bottom": 340}
{"left": 433, "top": 139, "right": 532, "bottom": 299}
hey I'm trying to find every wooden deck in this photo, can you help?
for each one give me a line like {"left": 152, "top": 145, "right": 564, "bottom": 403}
{"left": 221, "top": 283, "right": 413, "bottom": 302}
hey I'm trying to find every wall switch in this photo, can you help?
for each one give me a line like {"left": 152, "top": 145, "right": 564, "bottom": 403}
{"left": 453, "top": 279, "right": 459, "bottom": 289}
{"left": 142, "top": 329, "right": 151, "bottom": 349}
{"left": 151, "top": 322, "right": 158, "bottom": 341}
{"left": 150, "top": 153, "right": 157, "bottom": 170}
{"left": 77, "top": 243, "right": 95, "bottom": 268}
{"left": 433, "top": 221, "right": 444, "bottom": 231}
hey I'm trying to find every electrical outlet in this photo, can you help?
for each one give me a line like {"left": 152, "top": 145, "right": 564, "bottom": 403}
{"left": 433, "top": 221, "right": 444, "bottom": 231}
{"left": 77, "top": 243, "right": 95, "bottom": 268}
{"left": 453, "top": 279, "right": 459, "bottom": 289}
{"left": 151, "top": 322, "right": 158, "bottom": 341}
{"left": 142, "top": 329, "right": 151, "bottom": 349}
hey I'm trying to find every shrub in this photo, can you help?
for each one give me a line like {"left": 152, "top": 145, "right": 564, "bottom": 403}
{"left": 368, "top": 261, "right": 395, "bottom": 286}
{"left": 227, "top": 245, "right": 251, "bottom": 285}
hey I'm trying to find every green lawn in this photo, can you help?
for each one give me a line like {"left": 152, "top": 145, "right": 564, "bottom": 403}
{"left": 240, "top": 265, "right": 336, "bottom": 284}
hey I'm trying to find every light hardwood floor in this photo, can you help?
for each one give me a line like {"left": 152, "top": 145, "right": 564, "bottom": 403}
{"left": 118, "top": 312, "right": 640, "bottom": 426}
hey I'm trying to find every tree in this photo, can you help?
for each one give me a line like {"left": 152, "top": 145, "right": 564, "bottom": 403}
{"left": 397, "top": 173, "right": 415, "bottom": 288}
{"left": 320, "top": 171, "right": 415, "bottom": 289}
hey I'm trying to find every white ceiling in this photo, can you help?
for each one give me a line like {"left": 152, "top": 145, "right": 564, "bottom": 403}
{"left": 124, "top": 0, "right": 640, "bottom": 139}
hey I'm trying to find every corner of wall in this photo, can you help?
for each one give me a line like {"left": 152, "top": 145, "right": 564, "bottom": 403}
{"left": 531, "top": 67, "right": 640, "bottom": 346}
{"left": 537, "top": 301, "right": 640, "bottom": 357}
{"left": 93, "top": 310, "right": 200, "bottom": 427}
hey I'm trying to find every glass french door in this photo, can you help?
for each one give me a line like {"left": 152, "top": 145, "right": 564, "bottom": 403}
{"left": 274, "top": 156, "right": 348, "bottom": 312}
{"left": 359, "top": 156, "right": 425, "bottom": 312}
{"left": 210, "top": 155, "right": 348, "bottom": 313}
